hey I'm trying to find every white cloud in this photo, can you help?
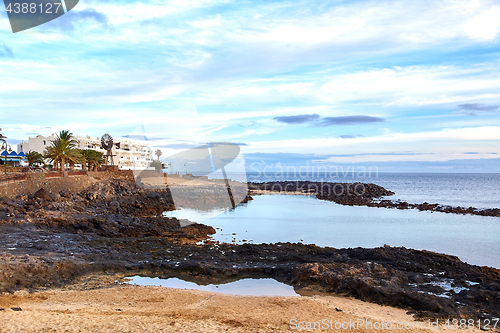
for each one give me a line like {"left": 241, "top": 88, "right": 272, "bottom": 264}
{"left": 184, "top": 64, "right": 500, "bottom": 109}
{"left": 319, "top": 65, "right": 500, "bottom": 106}
{"left": 189, "top": 0, "right": 500, "bottom": 54}
{"left": 83, "top": 0, "right": 229, "bottom": 26}
{"left": 463, "top": 7, "right": 500, "bottom": 40}
{"left": 189, "top": 15, "right": 222, "bottom": 29}
{"left": 44, "top": 0, "right": 500, "bottom": 65}
{"left": 245, "top": 126, "right": 500, "bottom": 162}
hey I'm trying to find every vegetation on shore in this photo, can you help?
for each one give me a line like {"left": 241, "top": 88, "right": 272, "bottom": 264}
{"left": 42, "top": 130, "right": 105, "bottom": 171}
{"left": 23, "top": 129, "right": 162, "bottom": 171}
{"left": 25, "top": 151, "right": 44, "bottom": 167}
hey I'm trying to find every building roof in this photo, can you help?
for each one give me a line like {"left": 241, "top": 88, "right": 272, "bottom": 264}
{"left": 1, "top": 151, "right": 26, "bottom": 159}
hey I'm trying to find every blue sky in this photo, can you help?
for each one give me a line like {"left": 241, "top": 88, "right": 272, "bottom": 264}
{"left": 1, "top": 0, "right": 499, "bottom": 172}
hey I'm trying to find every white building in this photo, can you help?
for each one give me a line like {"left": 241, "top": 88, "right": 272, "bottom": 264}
{"left": 17, "top": 134, "right": 154, "bottom": 170}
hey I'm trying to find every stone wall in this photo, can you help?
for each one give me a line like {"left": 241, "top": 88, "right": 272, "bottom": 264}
{"left": 0, "top": 173, "right": 95, "bottom": 199}
{"left": 133, "top": 170, "right": 163, "bottom": 178}
{"left": 0, "top": 170, "right": 135, "bottom": 199}
{"left": 99, "top": 165, "right": 120, "bottom": 172}
{"left": 87, "top": 170, "right": 134, "bottom": 181}
{"left": 5, "top": 167, "right": 26, "bottom": 173}
{"left": 0, "top": 173, "right": 27, "bottom": 183}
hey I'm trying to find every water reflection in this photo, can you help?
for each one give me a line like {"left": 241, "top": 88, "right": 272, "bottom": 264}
{"left": 164, "top": 207, "right": 228, "bottom": 225}
{"left": 125, "top": 276, "right": 299, "bottom": 297}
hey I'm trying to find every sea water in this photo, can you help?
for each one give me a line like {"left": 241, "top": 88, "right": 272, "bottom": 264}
{"left": 223, "top": 172, "right": 500, "bottom": 209}
{"left": 165, "top": 195, "right": 500, "bottom": 268}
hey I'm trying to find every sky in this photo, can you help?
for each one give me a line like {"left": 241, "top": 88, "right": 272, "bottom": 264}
{"left": 0, "top": 0, "right": 500, "bottom": 173}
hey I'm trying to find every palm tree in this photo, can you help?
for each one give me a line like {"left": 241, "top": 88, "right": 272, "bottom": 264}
{"left": 26, "top": 151, "right": 44, "bottom": 167}
{"left": 150, "top": 160, "right": 164, "bottom": 171}
{"left": 58, "top": 130, "right": 78, "bottom": 147}
{"left": 59, "top": 130, "right": 80, "bottom": 170}
{"left": 43, "top": 130, "right": 80, "bottom": 171}
{"left": 91, "top": 152, "right": 105, "bottom": 171}
{"left": 68, "top": 150, "right": 83, "bottom": 170}
{"left": 155, "top": 149, "right": 162, "bottom": 161}
{"left": 81, "top": 149, "right": 104, "bottom": 171}
{"left": 43, "top": 140, "right": 70, "bottom": 170}
{"left": 78, "top": 149, "right": 90, "bottom": 171}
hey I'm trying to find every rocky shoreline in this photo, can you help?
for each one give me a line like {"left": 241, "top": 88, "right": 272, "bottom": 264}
{"left": 0, "top": 176, "right": 499, "bottom": 322}
{"left": 248, "top": 181, "right": 500, "bottom": 217}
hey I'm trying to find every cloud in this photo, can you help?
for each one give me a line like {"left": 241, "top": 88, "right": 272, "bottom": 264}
{"left": 340, "top": 134, "right": 364, "bottom": 139}
{"left": 243, "top": 126, "right": 500, "bottom": 162}
{"left": 0, "top": 42, "right": 13, "bottom": 58}
{"left": 273, "top": 114, "right": 321, "bottom": 124}
{"left": 173, "top": 63, "right": 500, "bottom": 111}
{"left": 73, "top": 8, "right": 108, "bottom": 24}
{"left": 7, "top": 139, "right": 22, "bottom": 145}
{"left": 157, "top": 141, "right": 247, "bottom": 149}
{"left": 121, "top": 134, "right": 148, "bottom": 140}
{"left": 274, "top": 114, "right": 384, "bottom": 126}
{"left": 463, "top": 7, "right": 500, "bottom": 41}
{"left": 318, "top": 116, "right": 384, "bottom": 126}
{"left": 41, "top": 7, "right": 109, "bottom": 31}
{"left": 245, "top": 152, "right": 332, "bottom": 164}
{"left": 157, "top": 143, "right": 201, "bottom": 149}
{"left": 458, "top": 103, "right": 499, "bottom": 116}
{"left": 52, "top": 0, "right": 500, "bottom": 100}
{"left": 121, "top": 135, "right": 171, "bottom": 141}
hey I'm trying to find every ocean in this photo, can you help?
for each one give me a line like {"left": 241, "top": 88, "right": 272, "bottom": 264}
{"left": 232, "top": 172, "right": 500, "bottom": 209}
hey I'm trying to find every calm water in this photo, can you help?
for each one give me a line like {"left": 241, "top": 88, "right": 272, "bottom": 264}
{"left": 165, "top": 195, "right": 500, "bottom": 268}
{"left": 125, "top": 276, "right": 298, "bottom": 296}
{"left": 218, "top": 172, "right": 500, "bottom": 209}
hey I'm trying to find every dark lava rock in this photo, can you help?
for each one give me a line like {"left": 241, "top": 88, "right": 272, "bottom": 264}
{"left": 33, "top": 188, "right": 48, "bottom": 200}
{"left": 249, "top": 181, "right": 500, "bottom": 217}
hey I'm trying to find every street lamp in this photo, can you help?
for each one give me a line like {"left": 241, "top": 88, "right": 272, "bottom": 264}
{"left": 183, "top": 162, "right": 187, "bottom": 175}
{"left": 0, "top": 132, "right": 5, "bottom": 174}
{"left": 1, "top": 140, "right": 11, "bottom": 175}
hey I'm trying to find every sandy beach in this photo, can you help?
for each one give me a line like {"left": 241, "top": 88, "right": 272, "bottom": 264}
{"left": 0, "top": 283, "right": 484, "bottom": 333}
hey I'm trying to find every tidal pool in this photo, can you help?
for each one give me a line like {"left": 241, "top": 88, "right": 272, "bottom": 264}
{"left": 164, "top": 195, "right": 500, "bottom": 268}
{"left": 125, "top": 276, "right": 299, "bottom": 297}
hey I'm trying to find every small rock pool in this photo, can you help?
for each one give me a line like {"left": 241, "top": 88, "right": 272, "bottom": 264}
{"left": 124, "top": 276, "right": 299, "bottom": 297}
